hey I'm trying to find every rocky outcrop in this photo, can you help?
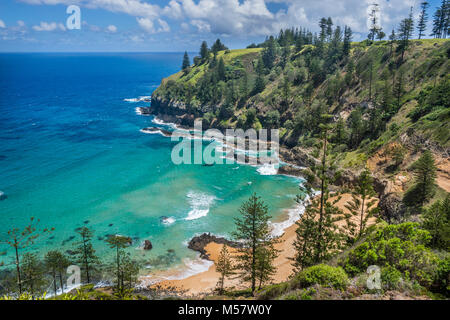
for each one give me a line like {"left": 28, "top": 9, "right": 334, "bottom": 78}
{"left": 140, "top": 127, "right": 173, "bottom": 137}
{"left": 143, "top": 240, "right": 153, "bottom": 250}
{"left": 378, "top": 192, "right": 407, "bottom": 223}
{"left": 400, "top": 130, "right": 450, "bottom": 158}
{"left": 150, "top": 95, "right": 195, "bottom": 127}
{"left": 279, "top": 146, "right": 319, "bottom": 168}
{"left": 188, "top": 233, "right": 242, "bottom": 260}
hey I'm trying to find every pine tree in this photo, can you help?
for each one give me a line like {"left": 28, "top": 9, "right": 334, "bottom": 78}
{"left": 44, "top": 250, "right": 69, "bottom": 296}
{"left": 368, "top": 5, "right": 381, "bottom": 42}
{"left": 431, "top": 0, "right": 449, "bottom": 38}
{"left": 319, "top": 17, "right": 328, "bottom": 42}
{"left": 344, "top": 169, "right": 378, "bottom": 243}
{"left": 106, "top": 235, "right": 133, "bottom": 297}
{"left": 326, "top": 17, "right": 333, "bottom": 41}
{"left": 417, "top": 2, "right": 430, "bottom": 39}
{"left": 200, "top": 41, "right": 209, "bottom": 61}
{"left": 217, "top": 57, "right": 226, "bottom": 81}
{"left": 74, "top": 226, "right": 99, "bottom": 284}
{"left": 181, "top": 51, "right": 190, "bottom": 71}
{"left": 282, "top": 75, "right": 290, "bottom": 107}
{"left": 215, "top": 244, "right": 234, "bottom": 294}
{"left": 232, "top": 193, "right": 279, "bottom": 295}
{"left": 397, "top": 8, "right": 414, "bottom": 62}
{"left": 422, "top": 195, "right": 449, "bottom": 249}
{"left": 314, "top": 113, "right": 344, "bottom": 262}
{"left": 343, "top": 26, "right": 352, "bottom": 57}
{"left": 393, "top": 70, "right": 405, "bottom": 108}
{"left": 211, "top": 39, "right": 228, "bottom": 55}
{"left": 333, "top": 117, "right": 348, "bottom": 146}
{"left": 240, "top": 72, "right": 249, "bottom": 99}
{"left": 255, "top": 246, "right": 278, "bottom": 289}
{"left": 376, "top": 30, "right": 386, "bottom": 40}
{"left": 21, "top": 252, "right": 44, "bottom": 296}
{"left": 0, "top": 217, "right": 53, "bottom": 294}
{"left": 404, "top": 150, "right": 437, "bottom": 208}
{"left": 262, "top": 36, "right": 276, "bottom": 69}
{"left": 389, "top": 29, "right": 396, "bottom": 55}
{"left": 368, "top": 60, "right": 374, "bottom": 101}
{"left": 253, "top": 57, "right": 265, "bottom": 95}
{"left": 293, "top": 111, "right": 344, "bottom": 271}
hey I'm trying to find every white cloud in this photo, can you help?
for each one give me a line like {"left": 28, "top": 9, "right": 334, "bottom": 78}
{"left": 32, "top": 21, "right": 66, "bottom": 32}
{"left": 17, "top": 0, "right": 424, "bottom": 38}
{"left": 17, "top": 20, "right": 26, "bottom": 27}
{"left": 106, "top": 24, "right": 117, "bottom": 33}
{"left": 137, "top": 17, "right": 155, "bottom": 33}
{"left": 137, "top": 17, "right": 170, "bottom": 34}
{"left": 0, "top": 20, "right": 5, "bottom": 28}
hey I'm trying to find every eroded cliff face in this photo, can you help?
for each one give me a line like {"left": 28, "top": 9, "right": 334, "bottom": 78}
{"left": 151, "top": 95, "right": 195, "bottom": 127}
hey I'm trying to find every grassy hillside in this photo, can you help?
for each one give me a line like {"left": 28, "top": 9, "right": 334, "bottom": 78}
{"left": 150, "top": 36, "right": 449, "bottom": 300}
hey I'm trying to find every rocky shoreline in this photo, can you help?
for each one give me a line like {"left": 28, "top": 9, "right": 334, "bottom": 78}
{"left": 145, "top": 98, "right": 403, "bottom": 222}
{"left": 187, "top": 233, "right": 242, "bottom": 260}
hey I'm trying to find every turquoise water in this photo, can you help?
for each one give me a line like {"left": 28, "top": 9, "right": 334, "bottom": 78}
{"left": 0, "top": 53, "right": 302, "bottom": 276}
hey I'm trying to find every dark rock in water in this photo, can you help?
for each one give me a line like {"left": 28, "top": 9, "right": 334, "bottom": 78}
{"left": 136, "top": 107, "right": 152, "bottom": 115}
{"left": 74, "top": 227, "right": 82, "bottom": 232}
{"left": 97, "top": 236, "right": 104, "bottom": 241}
{"left": 160, "top": 216, "right": 168, "bottom": 222}
{"left": 49, "top": 236, "right": 55, "bottom": 240}
{"left": 202, "top": 163, "right": 214, "bottom": 167}
{"left": 61, "top": 235, "right": 75, "bottom": 245}
{"left": 108, "top": 223, "right": 113, "bottom": 227}
{"left": 0, "top": 191, "right": 7, "bottom": 201}
{"left": 83, "top": 220, "right": 89, "bottom": 224}
{"left": 143, "top": 240, "right": 153, "bottom": 250}
{"left": 188, "top": 233, "right": 242, "bottom": 260}
{"left": 141, "top": 127, "right": 172, "bottom": 137}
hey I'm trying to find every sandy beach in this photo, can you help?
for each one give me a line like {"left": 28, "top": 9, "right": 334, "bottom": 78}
{"left": 146, "top": 193, "right": 377, "bottom": 297}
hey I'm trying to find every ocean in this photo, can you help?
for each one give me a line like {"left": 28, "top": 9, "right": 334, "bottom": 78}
{"left": 0, "top": 53, "right": 303, "bottom": 279}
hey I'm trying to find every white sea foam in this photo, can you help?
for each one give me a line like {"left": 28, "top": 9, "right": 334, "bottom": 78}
{"left": 162, "top": 217, "right": 176, "bottom": 225}
{"left": 269, "top": 192, "right": 317, "bottom": 237}
{"left": 124, "top": 96, "right": 151, "bottom": 103}
{"left": 256, "top": 163, "right": 278, "bottom": 175}
{"left": 164, "top": 256, "right": 214, "bottom": 280}
{"left": 151, "top": 116, "right": 179, "bottom": 130}
{"left": 185, "top": 191, "right": 216, "bottom": 221}
{"left": 139, "top": 128, "right": 165, "bottom": 136}
{"left": 269, "top": 202, "right": 306, "bottom": 237}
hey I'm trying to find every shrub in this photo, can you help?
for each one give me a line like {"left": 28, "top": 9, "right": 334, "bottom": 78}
{"left": 293, "top": 264, "right": 349, "bottom": 291}
{"left": 340, "top": 223, "right": 440, "bottom": 289}
{"left": 256, "top": 282, "right": 290, "bottom": 300}
{"left": 433, "top": 255, "right": 450, "bottom": 296}
{"left": 381, "top": 265, "right": 404, "bottom": 290}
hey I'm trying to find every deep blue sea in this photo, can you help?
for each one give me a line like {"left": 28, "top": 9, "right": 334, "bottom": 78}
{"left": 0, "top": 53, "right": 302, "bottom": 278}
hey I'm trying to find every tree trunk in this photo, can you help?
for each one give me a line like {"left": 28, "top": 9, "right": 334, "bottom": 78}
{"left": 359, "top": 196, "right": 366, "bottom": 238}
{"left": 316, "top": 131, "right": 327, "bottom": 262}
{"left": 251, "top": 199, "right": 256, "bottom": 295}
{"left": 59, "top": 271, "right": 64, "bottom": 294}
{"left": 53, "top": 271, "right": 57, "bottom": 296}
{"left": 14, "top": 243, "right": 22, "bottom": 294}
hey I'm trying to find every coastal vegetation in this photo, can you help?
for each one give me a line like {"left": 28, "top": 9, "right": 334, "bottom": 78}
{"left": 0, "top": 1, "right": 449, "bottom": 300}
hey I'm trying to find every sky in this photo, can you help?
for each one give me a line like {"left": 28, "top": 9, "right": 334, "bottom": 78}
{"left": 0, "top": 0, "right": 443, "bottom": 52}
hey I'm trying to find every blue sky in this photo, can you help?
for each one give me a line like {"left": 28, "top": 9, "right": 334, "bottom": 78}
{"left": 0, "top": 0, "right": 443, "bottom": 52}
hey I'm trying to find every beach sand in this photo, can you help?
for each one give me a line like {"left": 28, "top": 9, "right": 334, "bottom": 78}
{"left": 147, "top": 193, "right": 377, "bottom": 297}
